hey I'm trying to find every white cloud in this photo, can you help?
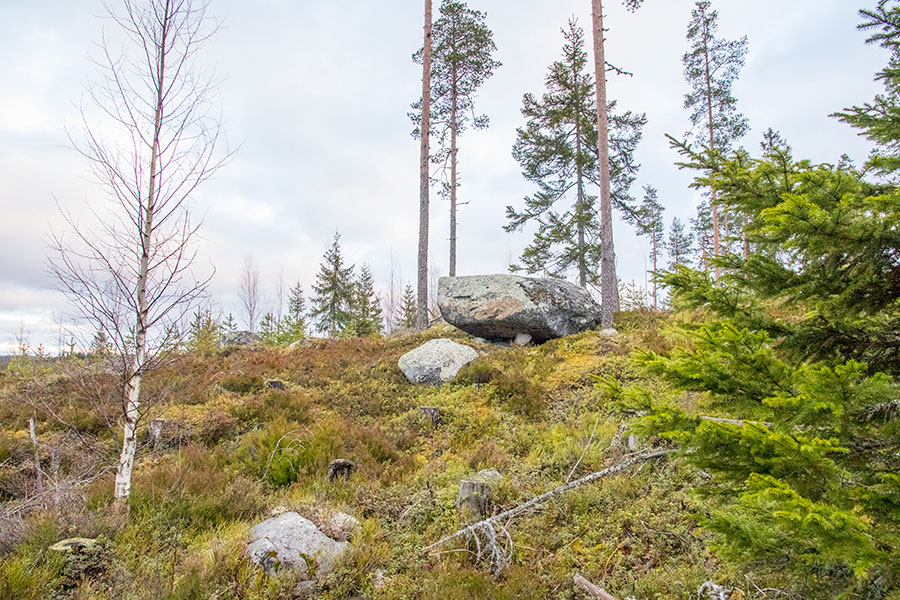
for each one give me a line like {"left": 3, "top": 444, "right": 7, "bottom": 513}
{"left": 0, "top": 0, "right": 884, "bottom": 348}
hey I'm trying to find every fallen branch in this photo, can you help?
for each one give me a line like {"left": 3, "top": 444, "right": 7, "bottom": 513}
{"left": 423, "top": 448, "right": 675, "bottom": 557}
{"left": 625, "top": 410, "right": 774, "bottom": 428}
{"left": 574, "top": 573, "right": 619, "bottom": 600}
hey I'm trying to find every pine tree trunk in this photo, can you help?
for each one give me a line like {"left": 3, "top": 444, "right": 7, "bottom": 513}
{"left": 574, "top": 59, "right": 587, "bottom": 289}
{"left": 743, "top": 215, "right": 750, "bottom": 258}
{"left": 701, "top": 13, "right": 720, "bottom": 280}
{"left": 449, "top": 64, "right": 458, "bottom": 278}
{"left": 651, "top": 233, "right": 657, "bottom": 309}
{"left": 591, "top": 0, "right": 618, "bottom": 326}
{"left": 114, "top": 2, "right": 168, "bottom": 506}
{"left": 416, "top": 0, "right": 433, "bottom": 330}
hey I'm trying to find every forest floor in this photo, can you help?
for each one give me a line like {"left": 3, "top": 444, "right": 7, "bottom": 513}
{"left": 0, "top": 312, "right": 768, "bottom": 599}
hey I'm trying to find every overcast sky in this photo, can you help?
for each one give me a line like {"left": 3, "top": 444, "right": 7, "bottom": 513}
{"left": 0, "top": 0, "right": 886, "bottom": 352}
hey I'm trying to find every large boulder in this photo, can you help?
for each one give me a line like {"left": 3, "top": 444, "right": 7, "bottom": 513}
{"left": 247, "top": 511, "right": 349, "bottom": 576}
{"left": 438, "top": 274, "right": 601, "bottom": 342}
{"left": 221, "top": 330, "right": 262, "bottom": 347}
{"left": 398, "top": 339, "right": 478, "bottom": 385}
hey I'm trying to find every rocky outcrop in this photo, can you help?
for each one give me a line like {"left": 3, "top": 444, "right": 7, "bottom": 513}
{"left": 397, "top": 339, "right": 478, "bottom": 385}
{"left": 247, "top": 511, "right": 349, "bottom": 576}
{"left": 438, "top": 275, "right": 601, "bottom": 342}
{"left": 221, "top": 330, "right": 262, "bottom": 347}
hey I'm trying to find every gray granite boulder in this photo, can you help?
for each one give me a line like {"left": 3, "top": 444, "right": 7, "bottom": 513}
{"left": 398, "top": 339, "right": 478, "bottom": 385}
{"left": 438, "top": 274, "right": 601, "bottom": 342}
{"left": 221, "top": 330, "right": 262, "bottom": 347}
{"left": 247, "top": 512, "right": 349, "bottom": 576}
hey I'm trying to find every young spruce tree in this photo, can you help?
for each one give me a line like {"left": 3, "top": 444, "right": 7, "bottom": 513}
{"left": 310, "top": 231, "right": 355, "bottom": 337}
{"left": 506, "top": 19, "right": 644, "bottom": 288}
{"left": 399, "top": 283, "right": 418, "bottom": 329}
{"left": 346, "top": 264, "right": 383, "bottom": 336}
{"left": 611, "top": 11, "right": 900, "bottom": 590}
{"left": 412, "top": 0, "right": 500, "bottom": 277}
{"left": 835, "top": 1, "right": 900, "bottom": 178}
{"left": 281, "top": 280, "right": 306, "bottom": 342}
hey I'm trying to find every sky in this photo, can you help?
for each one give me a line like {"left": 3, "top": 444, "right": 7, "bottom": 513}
{"left": 0, "top": 0, "right": 887, "bottom": 353}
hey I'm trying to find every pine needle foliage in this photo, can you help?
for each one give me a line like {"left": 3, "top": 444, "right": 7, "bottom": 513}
{"left": 505, "top": 19, "right": 645, "bottom": 288}
{"left": 682, "top": 0, "right": 748, "bottom": 153}
{"left": 667, "top": 216, "right": 693, "bottom": 270}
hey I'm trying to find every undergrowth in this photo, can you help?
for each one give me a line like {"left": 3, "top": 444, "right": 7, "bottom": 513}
{"left": 0, "top": 315, "right": 776, "bottom": 599}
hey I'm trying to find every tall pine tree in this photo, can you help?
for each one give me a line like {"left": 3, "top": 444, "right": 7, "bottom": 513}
{"left": 310, "top": 231, "right": 355, "bottom": 337}
{"left": 590, "top": 0, "right": 645, "bottom": 326}
{"left": 505, "top": 19, "right": 644, "bottom": 289}
{"left": 634, "top": 186, "right": 665, "bottom": 308}
{"left": 413, "top": 0, "right": 500, "bottom": 277}
{"left": 666, "top": 216, "right": 693, "bottom": 270}
{"left": 681, "top": 0, "right": 748, "bottom": 270}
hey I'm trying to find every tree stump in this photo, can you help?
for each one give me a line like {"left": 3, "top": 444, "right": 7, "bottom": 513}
{"left": 419, "top": 406, "right": 442, "bottom": 428}
{"left": 457, "top": 479, "right": 492, "bottom": 521}
{"left": 327, "top": 459, "right": 356, "bottom": 482}
{"left": 148, "top": 419, "right": 179, "bottom": 449}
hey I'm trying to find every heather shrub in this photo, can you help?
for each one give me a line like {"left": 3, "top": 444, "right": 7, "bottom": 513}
{"left": 219, "top": 373, "right": 265, "bottom": 395}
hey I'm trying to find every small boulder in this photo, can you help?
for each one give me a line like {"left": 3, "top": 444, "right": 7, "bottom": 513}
{"left": 419, "top": 406, "right": 443, "bottom": 428}
{"left": 221, "top": 330, "right": 262, "bottom": 347}
{"left": 398, "top": 339, "right": 478, "bottom": 385}
{"left": 438, "top": 274, "right": 601, "bottom": 342}
{"left": 327, "top": 459, "right": 356, "bottom": 482}
{"left": 513, "top": 332, "right": 533, "bottom": 346}
{"left": 247, "top": 512, "right": 349, "bottom": 576}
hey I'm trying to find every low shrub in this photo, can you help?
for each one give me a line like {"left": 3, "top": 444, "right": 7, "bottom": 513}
{"left": 490, "top": 370, "right": 544, "bottom": 417}
{"left": 219, "top": 374, "right": 265, "bottom": 395}
{"left": 454, "top": 360, "right": 500, "bottom": 385}
{"left": 129, "top": 444, "right": 266, "bottom": 528}
{"left": 198, "top": 409, "right": 238, "bottom": 445}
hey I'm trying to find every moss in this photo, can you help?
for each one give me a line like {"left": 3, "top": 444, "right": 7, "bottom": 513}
{"left": 0, "top": 326, "right": 751, "bottom": 599}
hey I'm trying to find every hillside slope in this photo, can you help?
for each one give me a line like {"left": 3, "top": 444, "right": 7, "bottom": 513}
{"left": 0, "top": 317, "right": 747, "bottom": 599}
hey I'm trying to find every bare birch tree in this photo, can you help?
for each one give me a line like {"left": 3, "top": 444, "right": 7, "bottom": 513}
{"left": 48, "top": 0, "right": 227, "bottom": 507}
{"left": 238, "top": 255, "right": 261, "bottom": 332}
{"left": 382, "top": 250, "right": 402, "bottom": 332}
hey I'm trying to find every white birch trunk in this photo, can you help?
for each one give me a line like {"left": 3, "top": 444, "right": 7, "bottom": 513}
{"left": 114, "top": 366, "right": 142, "bottom": 500}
